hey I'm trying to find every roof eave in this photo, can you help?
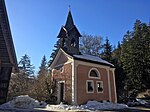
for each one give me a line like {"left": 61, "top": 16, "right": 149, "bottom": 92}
{"left": 49, "top": 48, "right": 73, "bottom": 69}
{"left": 1, "top": 0, "right": 18, "bottom": 72}
{"left": 73, "top": 56, "right": 115, "bottom": 68}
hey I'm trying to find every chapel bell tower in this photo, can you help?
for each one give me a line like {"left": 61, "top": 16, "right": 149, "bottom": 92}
{"left": 57, "top": 9, "right": 81, "bottom": 55}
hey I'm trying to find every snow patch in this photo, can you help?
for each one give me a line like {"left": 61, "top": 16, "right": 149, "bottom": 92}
{"left": 0, "top": 95, "right": 47, "bottom": 109}
{"left": 81, "top": 101, "right": 128, "bottom": 110}
{"left": 0, "top": 96, "right": 128, "bottom": 111}
{"left": 136, "top": 99, "right": 148, "bottom": 105}
{"left": 45, "top": 103, "right": 83, "bottom": 111}
{"left": 45, "top": 101, "right": 128, "bottom": 111}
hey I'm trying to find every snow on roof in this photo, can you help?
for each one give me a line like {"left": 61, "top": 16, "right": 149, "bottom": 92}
{"left": 73, "top": 54, "right": 114, "bottom": 67}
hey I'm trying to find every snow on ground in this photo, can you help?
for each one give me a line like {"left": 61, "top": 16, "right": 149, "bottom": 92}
{"left": 44, "top": 103, "right": 85, "bottom": 111}
{"left": 137, "top": 98, "right": 149, "bottom": 105}
{"left": 0, "top": 95, "right": 47, "bottom": 109}
{"left": 80, "top": 100, "right": 128, "bottom": 110}
{"left": 43, "top": 101, "right": 128, "bottom": 111}
{"left": 0, "top": 95, "right": 128, "bottom": 111}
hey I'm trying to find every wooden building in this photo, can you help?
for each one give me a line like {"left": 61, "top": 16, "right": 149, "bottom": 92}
{"left": 50, "top": 10, "right": 117, "bottom": 105}
{"left": 0, "top": 0, "right": 18, "bottom": 104}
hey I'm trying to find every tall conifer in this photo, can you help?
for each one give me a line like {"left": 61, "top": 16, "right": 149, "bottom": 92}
{"left": 101, "top": 37, "right": 112, "bottom": 62}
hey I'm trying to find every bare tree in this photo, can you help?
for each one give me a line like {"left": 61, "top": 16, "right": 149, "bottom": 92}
{"left": 80, "top": 33, "right": 103, "bottom": 56}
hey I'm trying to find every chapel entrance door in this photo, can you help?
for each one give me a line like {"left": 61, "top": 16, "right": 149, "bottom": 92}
{"left": 59, "top": 82, "right": 64, "bottom": 103}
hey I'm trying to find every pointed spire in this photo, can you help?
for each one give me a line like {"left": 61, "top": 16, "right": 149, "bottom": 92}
{"left": 65, "top": 6, "right": 74, "bottom": 30}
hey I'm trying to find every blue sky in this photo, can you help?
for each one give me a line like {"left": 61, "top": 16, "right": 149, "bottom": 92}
{"left": 5, "top": 0, "right": 150, "bottom": 73}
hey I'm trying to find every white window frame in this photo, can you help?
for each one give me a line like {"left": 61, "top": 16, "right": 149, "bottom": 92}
{"left": 88, "top": 68, "right": 100, "bottom": 79}
{"left": 96, "top": 81, "right": 104, "bottom": 93}
{"left": 86, "top": 80, "right": 94, "bottom": 93}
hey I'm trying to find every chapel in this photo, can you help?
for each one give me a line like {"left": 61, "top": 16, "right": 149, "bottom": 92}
{"left": 50, "top": 9, "right": 117, "bottom": 105}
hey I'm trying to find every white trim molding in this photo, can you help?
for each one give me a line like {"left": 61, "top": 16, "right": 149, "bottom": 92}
{"left": 107, "top": 68, "right": 111, "bottom": 102}
{"left": 71, "top": 60, "right": 75, "bottom": 104}
{"left": 111, "top": 68, "right": 117, "bottom": 103}
{"left": 74, "top": 61, "right": 78, "bottom": 105}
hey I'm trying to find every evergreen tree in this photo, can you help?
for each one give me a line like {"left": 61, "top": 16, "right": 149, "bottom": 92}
{"left": 33, "top": 56, "right": 57, "bottom": 102}
{"left": 8, "top": 54, "right": 35, "bottom": 100}
{"left": 38, "top": 55, "right": 48, "bottom": 79}
{"left": 131, "top": 20, "right": 150, "bottom": 90}
{"left": 18, "top": 54, "right": 35, "bottom": 78}
{"left": 101, "top": 37, "right": 112, "bottom": 62}
{"left": 49, "top": 39, "right": 60, "bottom": 65}
{"left": 113, "top": 42, "right": 121, "bottom": 62}
{"left": 112, "top": 21, "right": 150, "bottom": 100}
{"left": 121, "top": 20, "right": 150, "bottom": 95}
{"left": 112, "top": 42, "right": 126, "bottom": 102}
{"left": 32, "top": 55, "right": 48, "bottom": 101}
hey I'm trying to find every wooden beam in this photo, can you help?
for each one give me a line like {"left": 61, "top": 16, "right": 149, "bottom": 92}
{"left": 1, "top": 63, "right": 12, "bottom": 67}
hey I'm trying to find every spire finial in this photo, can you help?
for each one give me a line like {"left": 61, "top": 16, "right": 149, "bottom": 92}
{"left": 69, "top": 5, "right": 71, "bottom": 11}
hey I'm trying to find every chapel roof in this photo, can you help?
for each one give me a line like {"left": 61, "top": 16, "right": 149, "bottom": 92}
{"left": 50, "top": 48, "right": 114, "bottom": 69}
{"left": 65, "top": 10, "right": 74, "bottom": 31}
{"left": 63, "top": 9, "right": 81, "bottom": 37}
{"left": 73, "top": 53, "right": 114, "bottom": 67}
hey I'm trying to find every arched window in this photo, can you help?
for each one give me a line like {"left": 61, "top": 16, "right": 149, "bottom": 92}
{"left": 71, "top": 38, "right": 76, "bottom": 47}
{"left": 88, "top": 68, "right": 100, "bottom": 79}
{"left": 90, "top": 70, "right": 98, "bottom": 77}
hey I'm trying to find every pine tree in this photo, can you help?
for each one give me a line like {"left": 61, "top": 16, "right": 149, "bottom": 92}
{"left": 101, "top": 37, "right": 112, "bottom": 62}
{"left": 49, "top": 39, "right": 60, "bottom": 65}
{"left": 121, "top": 20, "right": 150, "bottom": 96}
{"left": 18, "top": 54, "right": 35, "bottom": 97}
{"left": 18, "top": 54, "right": 35, "bottom": 78}
{"left": 112, "top": 42, "right": 126, "bottom": 102}
{"left": 32, "top": 56, "right": 57, "bottom": 102}
{"left": 38, "top": 55, "right": 48, "bottom": 79}
{"left": 130, "top": 20, "right": 150, "bottom": 90}
{"left": 8, "top": 54, "right": 35, "bottom": 100}
{"left": 32, "top": 55, "right": 48, "bottom": 101}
